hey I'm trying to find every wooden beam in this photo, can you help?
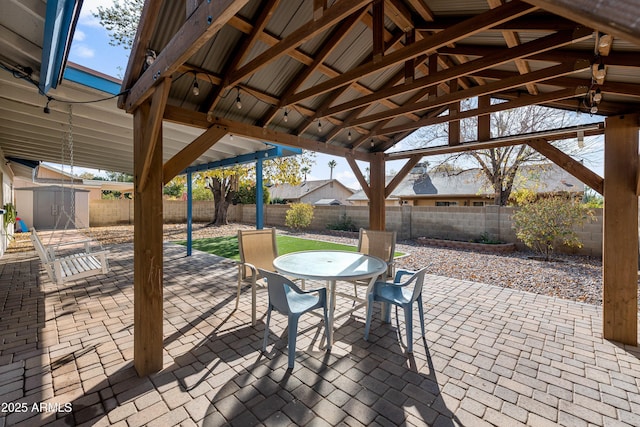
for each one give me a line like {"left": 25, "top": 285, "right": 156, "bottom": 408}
{"left": 602, "top": 113, "right": 639, "bottom": 345}
{"left": 294, "top": 29, "right": 409, "bottom": 135}
{"left": 259, "top": 7, "right": 367, "bottom": 126}
{"left": 477, "top": 95, "right": 491, "bottom": 140}
{"left": 201, "top": 115, "right": 373, "bottom": 161}
{"left": 226, "top": 0, "right": 371, "bottom": 88}
{"left": 448, "top": 79, "right": 460, "bottom": 146}
{"left": 417, "top": 13, "right": 577, "bottom": 32}
{"left": 346, "top": 154, "right": 370, "bottom": 199}
{"left": 133, "top": 101, "right": 164, "bottom": 376}
{"left": 523, "top": 0, "right": 640, "bottom": 45}
{"left": 373, "top": 0, "right": 385, "bottom": 63}
{"left": 385, "top": 155, "right": 422, "bottom": 197}
{"left": 439, "top": 46, "right": 640, "bottom": 68}
{"left": 118, "top": 0, "right": 163, "bottom": 109}
{"left": 487, "top": 0, "right": 538, "bottom": 95}
{"left": 162, "top": 125, "right": 228, "bottom": 184}
{"left": 139, "top": 78, "right": 171, "bottom": 193}
{"left": 319, "top": 27, "right": 592, "bottom": 118}
{"left": 348, "top": 61, "right": 591, "bottom": 128}
{"left": 123, "top": 0, "right": 248, "bottom": 112}
{"left": 404, "top": 29, "right": 415, "bottom": 83}
{"left": 286, "top": 0, "right": 538, "bottom": 105}
{"left": 378, "top": 87, "right": 586, "bottom": 138}
{"left": 384, "top": 0, "right": 414, "bottom": 32}
{"left": 527, "top": 138, "right": 604, "bottom": 195}
{"left": 314, "top": 0, "right": 327, "bottom": 20}
{"left": 206, "top": 0, "right": 282, "bottom": 114}
{"left": 405, "top": 0, "right": 435, "bottom": 21}
{"left": 369, "top": 153, "right": 386, "bottom": 230}
{"left": 387, "top": 123, "right": 604, "bottom": 160}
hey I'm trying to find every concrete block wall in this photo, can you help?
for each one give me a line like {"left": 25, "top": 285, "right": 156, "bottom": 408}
{"left": 89, "top": 200, "right": 604, "bottom": 256}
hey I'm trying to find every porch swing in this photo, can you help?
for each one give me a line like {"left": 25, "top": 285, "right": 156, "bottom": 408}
{"left": 30, "top": 105, "right": 110, "bottom": 285}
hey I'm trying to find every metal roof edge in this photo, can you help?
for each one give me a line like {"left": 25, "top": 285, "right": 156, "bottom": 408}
{"left": 40, "top": 0, "right": 82, "bottom": 94}
{"left": 64, "top": 64, "right": 123, "bottom": 95}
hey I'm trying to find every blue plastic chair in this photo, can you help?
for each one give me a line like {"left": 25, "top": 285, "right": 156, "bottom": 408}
{"left": 364, "top": 267, "right": 429, "bottom": 353}
{"left": 259, "top": 269, "right": 329, "bottom": 369}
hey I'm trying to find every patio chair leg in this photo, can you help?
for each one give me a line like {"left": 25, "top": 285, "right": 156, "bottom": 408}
{"left": 364, "top": 295, "right": 375, "bottom": 341}
{"left": 418, "top": 296, "right": 425, "bottom": 338}
{"left": 251, "top": 277, "right": 257, "bottom": 326}
{"left": 405, "top": 306, "right": 413, "bottom": 353}
{"left": 262, "top": 306, "right": 272, "bottom": 351}
{"left": 235, "top": 267, "right": 242, "bottom": 310}
{"left": 288, "top": 315, "right": 300, "bottom": 369}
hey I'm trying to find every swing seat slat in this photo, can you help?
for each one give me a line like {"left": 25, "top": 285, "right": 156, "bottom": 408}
{"left": 31, "top": 228, "right": 109, "bottom": 285}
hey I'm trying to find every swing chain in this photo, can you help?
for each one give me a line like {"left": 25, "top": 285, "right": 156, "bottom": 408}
{"left": 68, "top": 105, "right": 75, "bottom": 219}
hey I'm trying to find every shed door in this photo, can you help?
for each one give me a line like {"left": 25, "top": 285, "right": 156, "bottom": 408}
{"left": 33, "top": 189, "right": 76, "bottom": 230}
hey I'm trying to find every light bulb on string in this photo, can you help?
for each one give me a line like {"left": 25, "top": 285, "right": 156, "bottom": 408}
{"left": 235, "top": 87, "right": 242, "bottom": 109}
{"left": 593, "top": 88, "right": 602, "bottom": 103}
{"left": 284, "top": 110, "right": 288, "bottom": 122}
{"left": 317, "top": 120, "right": 322, "bottom": 133}
{"left": 192, "top": 80, "right": 200, "bottom": 96}
{"left": 348, "top": 130, "right": 352, "bottom": 141}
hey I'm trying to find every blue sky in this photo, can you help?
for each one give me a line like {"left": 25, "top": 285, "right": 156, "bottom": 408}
{"left": 67, "top": 1, "right": 603, "bottom": 188}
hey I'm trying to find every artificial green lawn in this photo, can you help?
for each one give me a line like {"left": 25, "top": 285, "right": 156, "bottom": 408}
{"left": 175, "top": 235, "right": 403, "bottom": 261}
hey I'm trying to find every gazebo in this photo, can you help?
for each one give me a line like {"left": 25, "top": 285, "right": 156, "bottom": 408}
{"left": 116, "top": 0, "right": 640, "bottom": 376}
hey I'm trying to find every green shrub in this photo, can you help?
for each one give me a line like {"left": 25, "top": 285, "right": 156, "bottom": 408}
{"left": 285, "top": 203, "right": 314, "bottom": 230}
{"left": 512, "top": 196, "right": 593, "bottom": 261}
{"left": 233, "top": 184, "right": 270, "bottom": 205}
{"left": 327, "top": 213, "right": 358, "bottom": 232}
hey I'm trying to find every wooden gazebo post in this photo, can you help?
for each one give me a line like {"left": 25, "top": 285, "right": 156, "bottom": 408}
{"left": 369, "top": 152, "right": 386, "bottom": 230}
{"left": 603, "top": 114, "right": 639, "bottom": 345}
{"left": 132, "top": 79, "right": 170, "bottom": 376}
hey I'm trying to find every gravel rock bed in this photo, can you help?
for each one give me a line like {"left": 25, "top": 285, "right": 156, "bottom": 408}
{"left": 8, "top": 222, "right": 622, "bottom": 308}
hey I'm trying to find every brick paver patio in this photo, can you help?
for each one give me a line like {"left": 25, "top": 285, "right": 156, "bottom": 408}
{"left": 1, "top": 242, "right": 639, "bottom": 426}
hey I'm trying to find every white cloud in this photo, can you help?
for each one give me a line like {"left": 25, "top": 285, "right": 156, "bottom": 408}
{"left": 78, "top": 0, "right": 115, "bottom": 26}
{"left": 74, "top": 30, "right": 86, "bottom": 41}
{"left": 73, "top": 45, "right": 95, "bottom": 59}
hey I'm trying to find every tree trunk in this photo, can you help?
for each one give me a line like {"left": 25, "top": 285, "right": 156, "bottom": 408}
{"left": 207, "top": 175, "right": 238, "bottom": 226}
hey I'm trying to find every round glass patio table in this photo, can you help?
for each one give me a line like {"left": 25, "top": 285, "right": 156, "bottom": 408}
{"left": 273, "top": 250, "right": 387, "bottom": 347}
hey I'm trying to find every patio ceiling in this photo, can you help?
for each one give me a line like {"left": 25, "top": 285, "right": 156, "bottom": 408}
{"left": 0, "top": 66, "right": 291, "bottom": 175}
{"left": 119, "top": 0, "right": 640, "bottom": 161}
{"left": 0, "top": 1, "right": 299, "bottom": 176}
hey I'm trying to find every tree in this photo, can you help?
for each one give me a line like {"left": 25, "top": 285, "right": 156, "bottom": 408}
{"left": 328, "top": 160, "right": 337, "bottom": 180}
{"left": 512, "top": 196, "right": 594, "bottom": 261}
{"left": 301, "top": 166, "right": 310, "bottom": 181}
{"left": 408, "top": 102, "right": 598, "bottom": 205}
{"left": 94, "top": 0, "right": 144, "bottom": 49}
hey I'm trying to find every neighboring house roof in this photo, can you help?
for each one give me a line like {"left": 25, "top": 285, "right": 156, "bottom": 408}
{"left": 314, "top": 199, "right": 342, "bottom": 206}
{"left": 268, "top": 179, "right": 354, "bottom": 201}
{"left": 348, "top": 164, "right": 584, "bottom": 201}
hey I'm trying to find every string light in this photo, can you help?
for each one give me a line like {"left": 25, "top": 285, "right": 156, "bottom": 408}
{"left": 317, "top": 120, "right": 322, "bottom": 133}
{"left": 284, "top": 110, "right": 288, "bottom": 122}
{"left": 593, "top": 62, "right": 606, "bottom": 80}
{"left": 235, "top": 87, "right": 242, "bottom": 109}
{"left": 593, "top": 88, "right": 602, "bottom": 103}
{"left": 348, "top": 130, "right": 352, "bottom": 141}
{"left": 192, "top": 79, "right": 200, "bottom": 96}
